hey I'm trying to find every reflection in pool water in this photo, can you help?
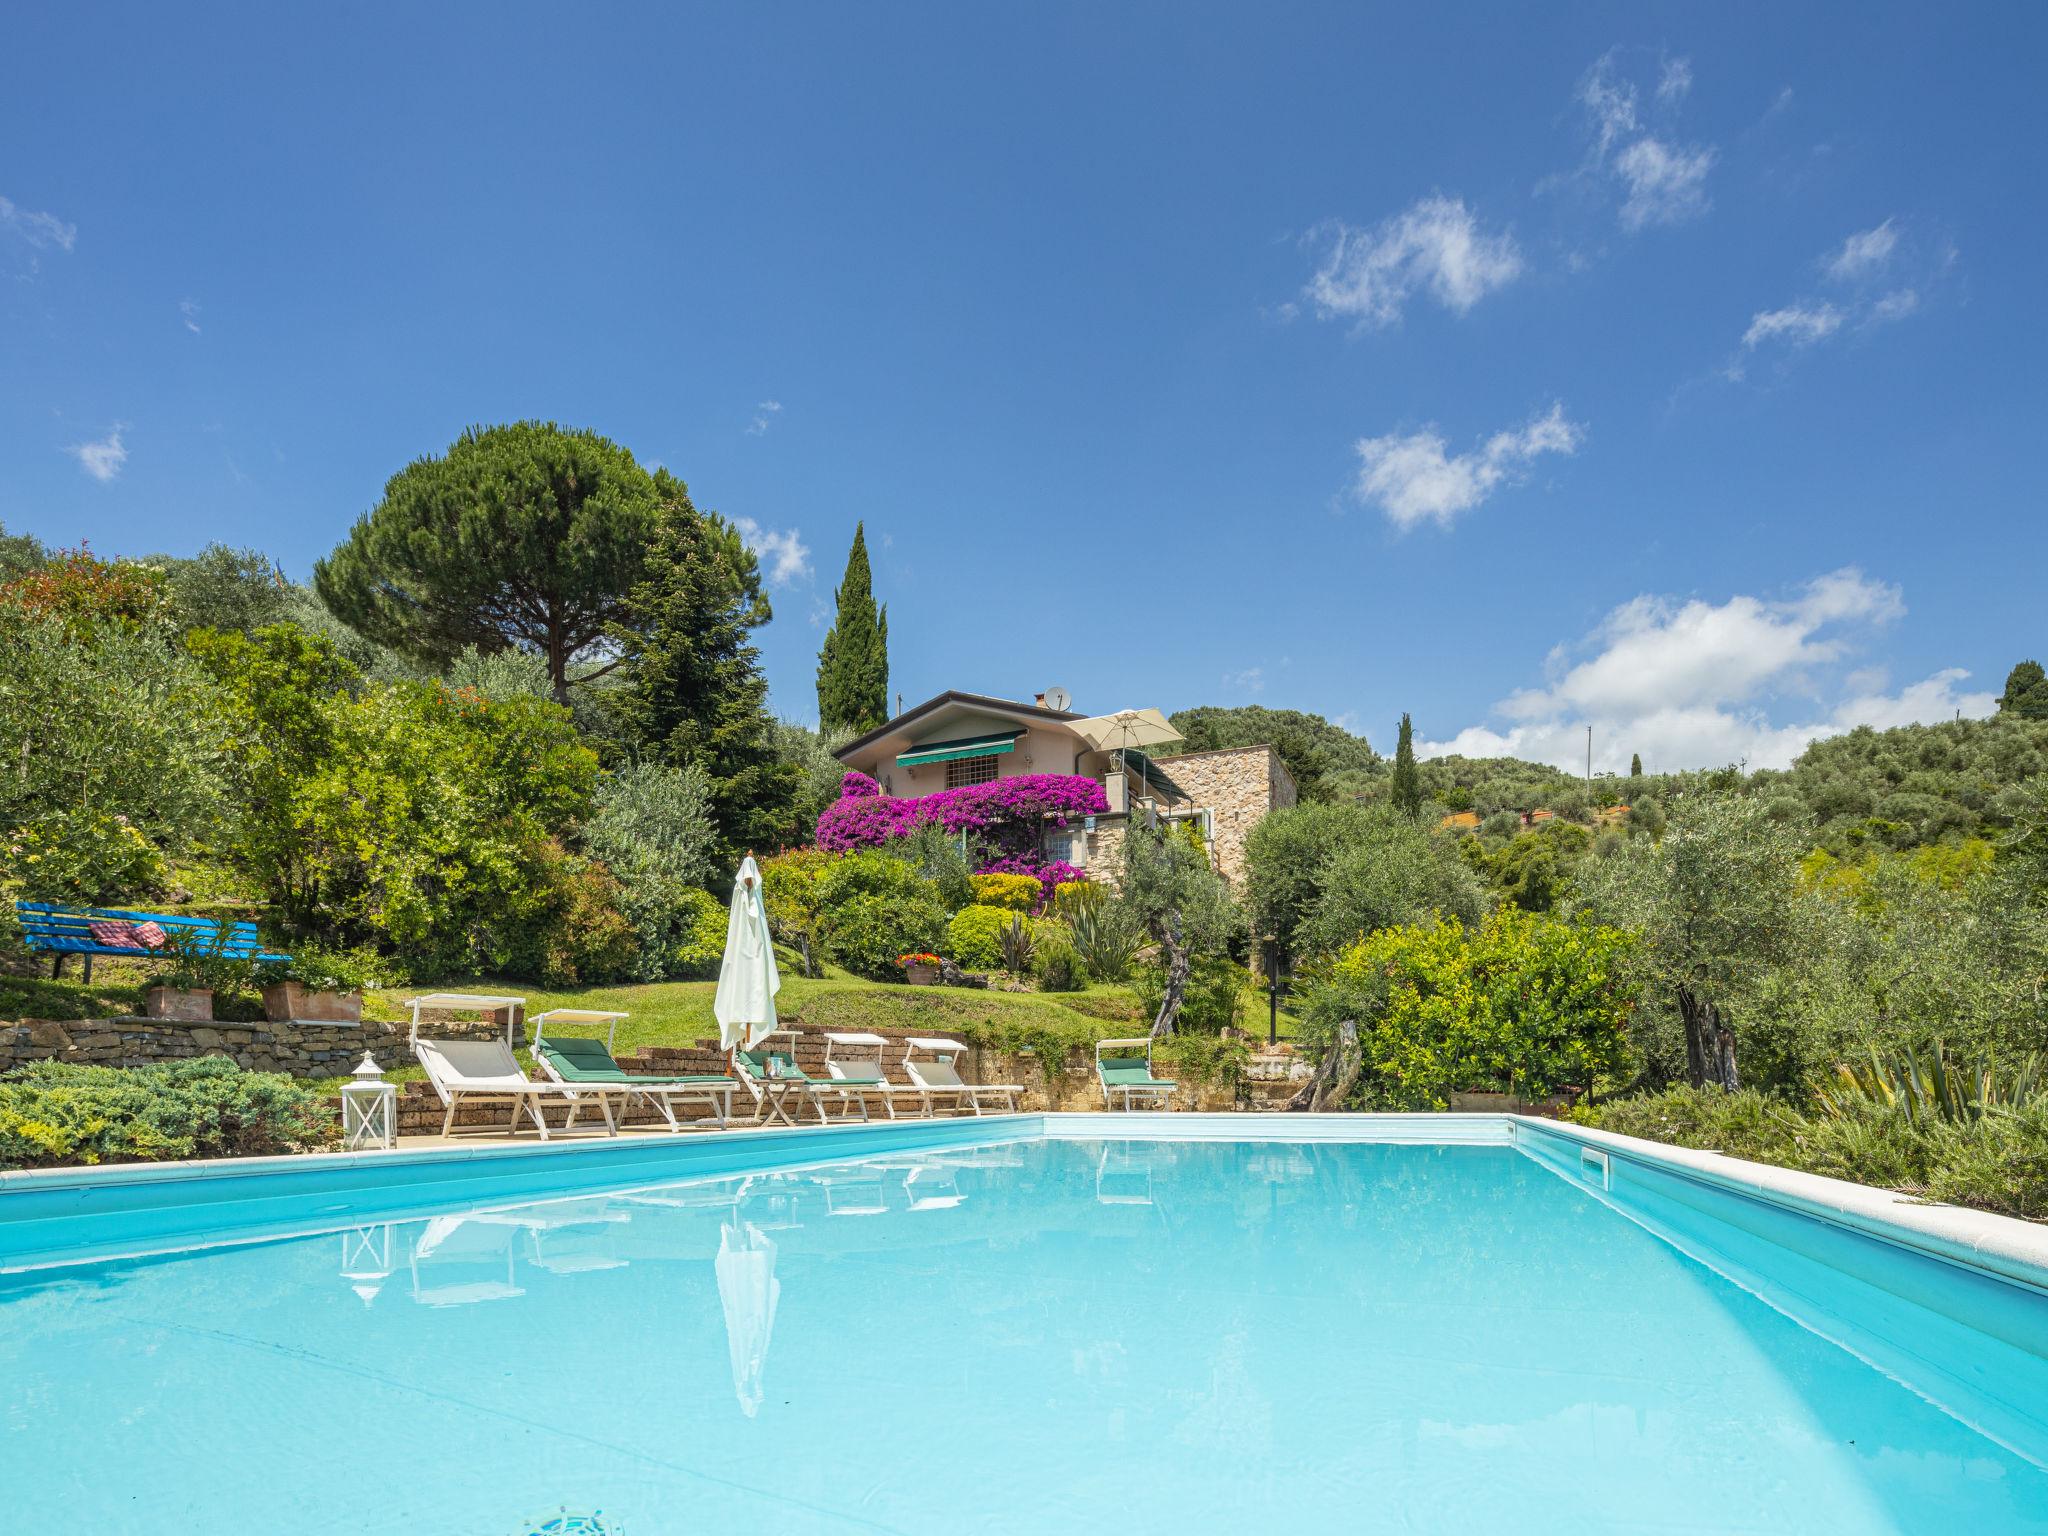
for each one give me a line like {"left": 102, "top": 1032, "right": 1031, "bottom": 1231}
{"left": 4, "top": 1138, "right": 2047, "bottom": 1534}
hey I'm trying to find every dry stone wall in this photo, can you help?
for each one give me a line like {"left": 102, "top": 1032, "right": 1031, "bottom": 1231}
{"left": 0, "top": 1014, "right": 506, "bottom": 1079}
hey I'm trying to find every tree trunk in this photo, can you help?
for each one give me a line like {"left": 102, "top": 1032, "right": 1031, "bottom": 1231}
{"left": 1677, "top": 984, "right": 1740, "bottom": 1091}
{"left": 1287, "top": 1018, "right": 1363, "bottom": 1111}
{"left": 1149, "top": 911, "right": 1188, "bottom": 1039}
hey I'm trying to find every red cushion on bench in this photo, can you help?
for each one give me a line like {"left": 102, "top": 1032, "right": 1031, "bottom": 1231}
{"left": 86, "top": 919, "right": 143, "bottom": 950}
{"left": 132, "top": 921, "right": 169, "bottom": 949}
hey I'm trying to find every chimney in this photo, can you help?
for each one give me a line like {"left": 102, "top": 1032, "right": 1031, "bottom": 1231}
{"left": 1034, "top": 692, "right": 1047, "bottom": 708}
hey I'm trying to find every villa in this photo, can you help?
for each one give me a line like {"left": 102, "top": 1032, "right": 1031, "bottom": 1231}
{"left": 831, "top": 689, "right": 1297, "bottom": 885}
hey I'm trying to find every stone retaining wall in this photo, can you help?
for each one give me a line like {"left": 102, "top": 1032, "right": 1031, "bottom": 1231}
{"left": 0, "top": 1014, "right": 505, "bottom": 1079}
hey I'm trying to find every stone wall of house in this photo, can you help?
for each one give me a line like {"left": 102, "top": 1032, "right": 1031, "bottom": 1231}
{"left": 1147, "top": 744, "right": 1297, "bottom": 887}
{"left": 0, "top": 1013, "right": 506, "bottom": 1079}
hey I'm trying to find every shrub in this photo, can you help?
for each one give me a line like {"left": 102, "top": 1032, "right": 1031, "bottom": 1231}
{"left": 816, "top": 772, "right": 1107, "bottom": 855}
{"left": 1069, "top": 901, "right": 1143, "bottom": 982}
{"left": 1303, "top": 910, "right": 1636, "bottom": 1109}
{"left": 670, "top": 887, "right": 729, "bottom": 979}
{"left": 761, "top": 848, "right": 831, "bottom": 977}
{"left": 1051, "top": 880, "right": 1102, "bottom": 919}
{"left": 1576, "top": 1086, "right": 2048, "bottom": 1223}
{"left": 996, "top": 913, "right": 1037, "bottom": 971}
{"left": 0, "top": 1058, "right": 336, "bottom": 1170}
{"left": 968, "top": 872, "right": 1041, "bottom": 911}
{"left": 1033, "top": 933, "right": 1084, "bottom": 991}
{"left": 816, "top": 852, "right": 947, "bottom": 980}
{"left": 497, "top": 841, "right": 641, "bottom": 986}
{"left": 7, "top": 809, "right": 166, "bottom": 905}
{"left": 255, "top": 946, "right": 382, "bottom": 994}
{"left": 946, "top": 904, "right": 1014, "bottom": 970}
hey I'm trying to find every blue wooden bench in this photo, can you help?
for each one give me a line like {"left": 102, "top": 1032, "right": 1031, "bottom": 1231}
{"left": 13, "top": 902, "right": 290, "bottom": 984}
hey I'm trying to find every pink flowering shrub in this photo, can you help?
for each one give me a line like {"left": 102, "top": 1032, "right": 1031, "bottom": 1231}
{"left": 815, "top": 772, "right": 1109, "bottom": 856}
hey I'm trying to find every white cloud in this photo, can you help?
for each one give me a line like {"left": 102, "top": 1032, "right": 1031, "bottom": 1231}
{"left": 1565, "top": 54, "right": 1716, "bottom": 231}
{"left": 1871, "top": 288, "right": 1919, "bottom": 324}
{"left": 65, "top": 425, "right": 128, "bottom": 482}
{"left": 1352, "top": 402, "right": 1583, "bottom": 531}
{"left": 1418, "top": 569, "right": 1993, "bottom": 773}
{"left": 0, "top": 195, "right": 76, "bottom": 252}
{"left": 1222, "top": 667, "right": 1266, "bottom": 695}
{"left": 1613, "top": 138, "right": 1717, "bottom": 230}
{"left": 747, "top": 400, "right": 783, "bottom": 436}
{"left": 1305, "top": 195, "right": 1521, "bottom": 327}
{"left": 1742, "top": 302, "right": 1843, "bottom": 350}
{"left": 733, "top": 516, "right": 811, "bottom": 584}
{"left": 179, "top": 299, "right": 201, "bottom": 334}
{"left": 1825, "top": 219, "right": 1898, "bottom": 282}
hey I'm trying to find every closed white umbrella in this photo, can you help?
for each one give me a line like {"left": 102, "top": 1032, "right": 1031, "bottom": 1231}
{"left": 714, "top": 855, "right": 780, "bottom": 1052}
{"left": 715, "top": 1218, "right": 781, "bottom": 1418}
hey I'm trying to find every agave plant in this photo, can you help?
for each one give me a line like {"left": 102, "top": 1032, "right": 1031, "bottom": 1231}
{"left": 1069, "top": 903, "right": 1143, "bottom": 983}
{"left": 1813, "top": 1041, "right": 2048, "bottom": 1125}
{"left": 996, "top": 914, "right": 1036, "bottom": 972}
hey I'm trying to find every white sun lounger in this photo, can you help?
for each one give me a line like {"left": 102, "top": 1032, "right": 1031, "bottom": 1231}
{"left": 531, "top": 1009, "right": 738, "bottom": 1131}
{"left": 822, "top": 1032, "right": 928, "bottom": 1119}
{"left": 902, "top": 1037, "right": 1022, "bottom": 1116}
{"left": 406, "top": 992, "right": 631, "bottom": 1140}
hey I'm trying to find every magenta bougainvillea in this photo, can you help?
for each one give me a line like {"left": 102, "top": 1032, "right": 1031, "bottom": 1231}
{"left": 815, "top": 771, "right": 1109, "bottom": 855}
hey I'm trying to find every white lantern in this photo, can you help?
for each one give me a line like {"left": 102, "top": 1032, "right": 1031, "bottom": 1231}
{"left": 339, "top": 1223, "right": 393, "bottom": 1307}
{"left": 340, "top": 1051, "right": 398, "bottom": 1151}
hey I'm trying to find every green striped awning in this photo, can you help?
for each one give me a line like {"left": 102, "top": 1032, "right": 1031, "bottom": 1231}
{"left": 895, "top": 730, "right": 1022, "bottom": 767}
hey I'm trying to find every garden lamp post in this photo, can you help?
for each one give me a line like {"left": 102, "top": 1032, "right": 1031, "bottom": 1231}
{"left": 341, "top": 1051, "right": 397, "bottom": 1151}
{"left": 1263, "top": 934, "right": 1281, "bottom": 1047}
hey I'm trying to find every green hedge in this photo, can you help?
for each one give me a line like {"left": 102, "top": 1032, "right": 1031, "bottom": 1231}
{"left": 0, "top": 1058, "right": 337, "bottom": 1170}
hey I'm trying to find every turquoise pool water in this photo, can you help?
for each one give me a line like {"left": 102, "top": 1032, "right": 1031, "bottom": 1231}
{"left": 4, "top": 1133, "right": 2047, "bottom": 1533}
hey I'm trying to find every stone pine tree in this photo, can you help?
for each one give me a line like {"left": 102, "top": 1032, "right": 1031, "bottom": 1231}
{"left": 816, "top": 523, "right": 889, "bottom": 733}
{"left": 315, "top": 421, "right": 660, "bottom": 702}
{"left": 2000, "top": 661, "right": 2048, "bottom": 720}
{"left": 1390, "top": 713, "right": 1422, "bottom": 816}
{"left": 1631, "top": 752, "right": 1643, "bottom": 778}
{"left": 613, "top": 470, "right": 799, "bottom": 855}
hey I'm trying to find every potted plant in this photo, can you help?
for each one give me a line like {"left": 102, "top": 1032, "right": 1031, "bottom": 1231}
{"left": 258, "top": 949, "right": 373, "bottom": 1024}
{"left": 897, "top": 952, "right": 942, "bottom": 986}
{"left": 144, "top": 922, "right": 253, "bottom": 1023}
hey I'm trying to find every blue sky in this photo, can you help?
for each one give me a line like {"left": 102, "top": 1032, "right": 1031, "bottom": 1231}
{"left": 6, "top": 3, "right": 2044, "bottom": 771}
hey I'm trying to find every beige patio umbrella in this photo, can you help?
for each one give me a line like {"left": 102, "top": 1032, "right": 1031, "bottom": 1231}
{"left": 1068, "top": 707, "right": 1183, "bottom": 757}
{"left": 715, "top": 1218, "right": 781, "bottom": 1418}
{"left": 714, "top": 854, "right": 780, "bottom": 1053}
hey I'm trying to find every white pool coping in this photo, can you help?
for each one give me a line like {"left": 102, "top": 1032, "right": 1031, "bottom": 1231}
{"left": 4, "top": 1109, "right": 2045, "bottom": 1290}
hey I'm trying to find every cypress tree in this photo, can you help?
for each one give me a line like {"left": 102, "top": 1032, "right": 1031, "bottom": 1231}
{"left": 816, "top": 523, "right": 889, "bottom": 733}
{"left": 1999, "top": 661, "right": 2048, "bottom": 720}
{"left": 1630, "top": 752, "right": 1643, "bottom": 778}
{"left": 615, "top": 471, "right": 799, "bottom": 855}
{"left": 1390, "top": 712, "right": 1422, "bottom": 816}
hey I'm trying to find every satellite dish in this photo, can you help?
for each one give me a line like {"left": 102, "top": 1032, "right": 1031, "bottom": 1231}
{"left": 1044, "top": 686, "right": 1071, "bottom": 712}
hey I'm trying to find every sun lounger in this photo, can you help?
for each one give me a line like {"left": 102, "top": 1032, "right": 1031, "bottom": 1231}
{"left": 1096, "top": 1036, "right": 1176, "bottom": 1111}
{"left": 531, "top": 1009, "right": 738, "bottom": 1130}
{"left": 822, "top": 1032, "right": 928, "bottom": 1119}
{"left": 902, "top": 1037, "right": 1022, "bottom": 1116}
{"left": 406, "top": 992, "right": 632, "bottom": 1140}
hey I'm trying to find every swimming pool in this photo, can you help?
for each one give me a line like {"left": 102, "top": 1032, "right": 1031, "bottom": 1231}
{"left": 4, "top": 1115, "right": 2047, "bottom": 1534}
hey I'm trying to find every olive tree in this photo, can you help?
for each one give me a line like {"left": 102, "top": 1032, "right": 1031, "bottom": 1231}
{"left": 1572, "top": 792, "right": 1805, "bottom": 1090}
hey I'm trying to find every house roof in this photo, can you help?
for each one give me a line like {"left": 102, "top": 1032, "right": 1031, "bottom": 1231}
{"left": 832, "top": 691, "right": 1084, "bottom": 764}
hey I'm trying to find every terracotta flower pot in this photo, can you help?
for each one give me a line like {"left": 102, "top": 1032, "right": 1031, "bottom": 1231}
{"left": 261, "top": 982, "right": 364, "bottom": 1024}
{"left": 143, "top": 986, "right": 214, "bottom": 1022}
